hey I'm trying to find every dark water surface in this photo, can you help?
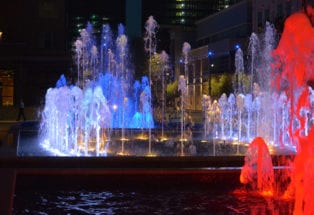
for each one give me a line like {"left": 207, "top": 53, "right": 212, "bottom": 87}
{"left": 13, "top": 185, "right": 294, "bottom": 215}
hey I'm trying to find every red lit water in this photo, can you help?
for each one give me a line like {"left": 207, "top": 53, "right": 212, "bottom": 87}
{"left": 240, "top": 137, "right": 274, "bottom": 196}
{"left": 242, "top": 10, "right": 314, "bottom": 215}
{"left": 12, "top": 9, "right": 314, "bottom": 215}
{"left": 273, "top": 10, "right": 314, "bottom": 215}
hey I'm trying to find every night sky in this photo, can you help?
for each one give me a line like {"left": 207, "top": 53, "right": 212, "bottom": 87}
{"left": 68, "top": 0, "right": 125, "bottom": 17}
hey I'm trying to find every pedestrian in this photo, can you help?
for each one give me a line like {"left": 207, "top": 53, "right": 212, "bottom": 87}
{"left": 16, "top": 99, "right": 26, "bottom": 121}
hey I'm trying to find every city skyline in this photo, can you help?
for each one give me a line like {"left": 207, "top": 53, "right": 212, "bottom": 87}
{"left": 0, "top": 0, "right": 302, "bottom": 107}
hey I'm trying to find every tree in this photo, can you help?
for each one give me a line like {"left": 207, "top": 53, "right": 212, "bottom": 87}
{"left": 166, "top": 80, "right": 179, "bottom": 108}
{"left": 210, "top": 74, "right": 233, "bottom": 99}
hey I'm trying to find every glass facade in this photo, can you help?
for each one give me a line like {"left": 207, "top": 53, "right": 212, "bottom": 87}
{"left": 143, "top": 0, "right": 243, "bottom": 28}
{"left": 70, "top": 15, "right": 111, "bottom": 41}
{"left": 167, "top": 0, "right": 223, "bottom": 26}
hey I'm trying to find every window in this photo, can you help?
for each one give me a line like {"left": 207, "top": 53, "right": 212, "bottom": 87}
{"left": 0, "top": 69, "right": 14, "bottom": 106}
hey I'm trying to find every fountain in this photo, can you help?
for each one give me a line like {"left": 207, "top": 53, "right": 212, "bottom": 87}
{"left": 10, "top": 4, "right": 314, "bottom": 215}
{"left": 270, "top": 7, "right": 314, "bottom": 214}
{"left": 193, "top": 6, "right": 314, "bottom": 214}
{"left": 160, "top": 50, "right": 169, "bottom": 141}
{"left": 201, "top": 21, "right": 299, "bottom": 153}
{"left": 240, "top": 137, "right": 274, "bottom": 196}
{"left": 33, "top": 16, "right": 242, "bottom": 157}
{"left": 144, "top": 15, "right": 158, "bottom": 156}
{"left": 178, "top": 75, "right": 187, "bottom": 156}
{"left": 237, "top": 6, "right": 314, "bottom": 215}
{"left": 38, "top": 21, "right": 155, "bottom": 156}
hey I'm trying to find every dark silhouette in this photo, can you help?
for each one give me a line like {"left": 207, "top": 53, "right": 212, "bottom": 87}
{"left": 304, "top": 0, "right": 314, "bottom": 26}
{"left": 16, "top": 99, "right": 26, "bottom": 121}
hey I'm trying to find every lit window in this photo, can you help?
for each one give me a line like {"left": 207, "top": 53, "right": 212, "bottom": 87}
{"left": 0, "top": 69, "right": 14, "bottom": 106}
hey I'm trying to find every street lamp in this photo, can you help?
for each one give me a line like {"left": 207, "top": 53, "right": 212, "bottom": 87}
{"left": 208, "top": 50, "right": 214, "bottom": 96}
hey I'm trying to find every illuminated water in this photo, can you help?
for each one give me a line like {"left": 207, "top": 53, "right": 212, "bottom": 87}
{"left": 12, "top": 8, "right": 314, "bottom": 215}
{"left": 18, "top": 128, "right": 251, "bottom": 157}
{"left": 39, "top": 22, "right": 155, "bottom": 156}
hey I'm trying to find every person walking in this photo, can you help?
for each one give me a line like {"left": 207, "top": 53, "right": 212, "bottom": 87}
{"left": 16, "top": 99, "right": 26, "bottom": 121}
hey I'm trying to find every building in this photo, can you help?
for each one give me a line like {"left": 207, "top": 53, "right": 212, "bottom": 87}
{"left": 126, "top": 0, "right": 142, "bottom": 39}
{"left": 142, "top": 0, "right": 243, "bottom": 27}
{"left": 196, "top": 0, "right": 253, "bottom": 74}
{"left": 252, "top": 0, "right": 302, "bottom": 33}
{"left": 0, "top": 0, "right": 127, "bottom": 107}
{"left": 186, "top": 0, "right": 302, "bottom": 111}
{"left": 1, "top": 0, "right": 299, "bottom": 110}
{"left": 68, "top": 0, "right": 125, "bottom": 44}
{"left": 185, "top": 45, "right": 209, "bottom": 110}
{"left": 0, "top": 0, "right": 70, "bottom": 106}
{"left": 142, "top": 0, "right": 243, "bottom": 82}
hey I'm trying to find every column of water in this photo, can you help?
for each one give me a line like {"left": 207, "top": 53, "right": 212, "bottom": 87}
{"left": 228, "top": 94, "right": 235, "bottom": 139}
{"left": 116, "top": 31, "right": 128, "bottom": 155}
{"left": 160, "top": 51, "right": 169, "bottom": 139}
{"left": 144, "top": 16, "right": 158, "bottom": 155}
{"left": 181, "top": 42, "right": 191, "bottom": 154}
{"left": 178, "top": 75, "right": 187, "bottom": 156}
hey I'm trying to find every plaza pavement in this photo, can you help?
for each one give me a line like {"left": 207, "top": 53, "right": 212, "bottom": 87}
{"left": 0, "top": 106, "right": 40, "bottom": 149}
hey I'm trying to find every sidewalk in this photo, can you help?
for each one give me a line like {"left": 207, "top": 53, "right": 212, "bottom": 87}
{"left": 0, "top": 106, "right": 40, "bottom": 147}
{"left": 0, "top": 107, "right": 40, "bottom": 214}
{"left": 0, "top": 106, "right": 40, "bottom": 121}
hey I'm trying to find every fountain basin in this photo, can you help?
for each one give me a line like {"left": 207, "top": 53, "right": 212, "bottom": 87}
{"left": 0, "top": 156, "right": 243, "bottom": 214}
{"left": 0, "top": 121, "right": 296, "bottom": 214}
{"left": 12, "top": 120, "right": 294, "bottom": 157}
{"left": 0, "top": 155, "right": 294, "bottom": 214}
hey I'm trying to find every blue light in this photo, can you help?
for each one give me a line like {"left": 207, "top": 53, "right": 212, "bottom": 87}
{"left": 234, "top": 44, "right": 241, "bottom": 50}
{"left": 179, "top": 59, "right": 183, "bottom": 64}
{"left": 208, "top": 51, "right": 214, "bottom": 57}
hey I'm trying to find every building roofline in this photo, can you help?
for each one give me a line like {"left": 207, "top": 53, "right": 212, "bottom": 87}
{"left": 195, "top": 0, "right": 252, "bottom": 25}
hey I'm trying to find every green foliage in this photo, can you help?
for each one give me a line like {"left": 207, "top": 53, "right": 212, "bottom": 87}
{"left": 166, "top": 80, "right": 178, "bottom": 98}
{"left": 232, "top": 72, "right": 252, "bottom": 94}
{"left": 143, "top": 53, "right": 163, "bottom": 80}
{"left": 210, "top": 74, "right": 233, "bottom": 99}
{"left": 150, "top": 53, "right": 163, "bottom": 79}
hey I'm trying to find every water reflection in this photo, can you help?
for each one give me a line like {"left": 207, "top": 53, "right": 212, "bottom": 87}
{"left": 14, "top": 187, "right": 294, "bottom": 214}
